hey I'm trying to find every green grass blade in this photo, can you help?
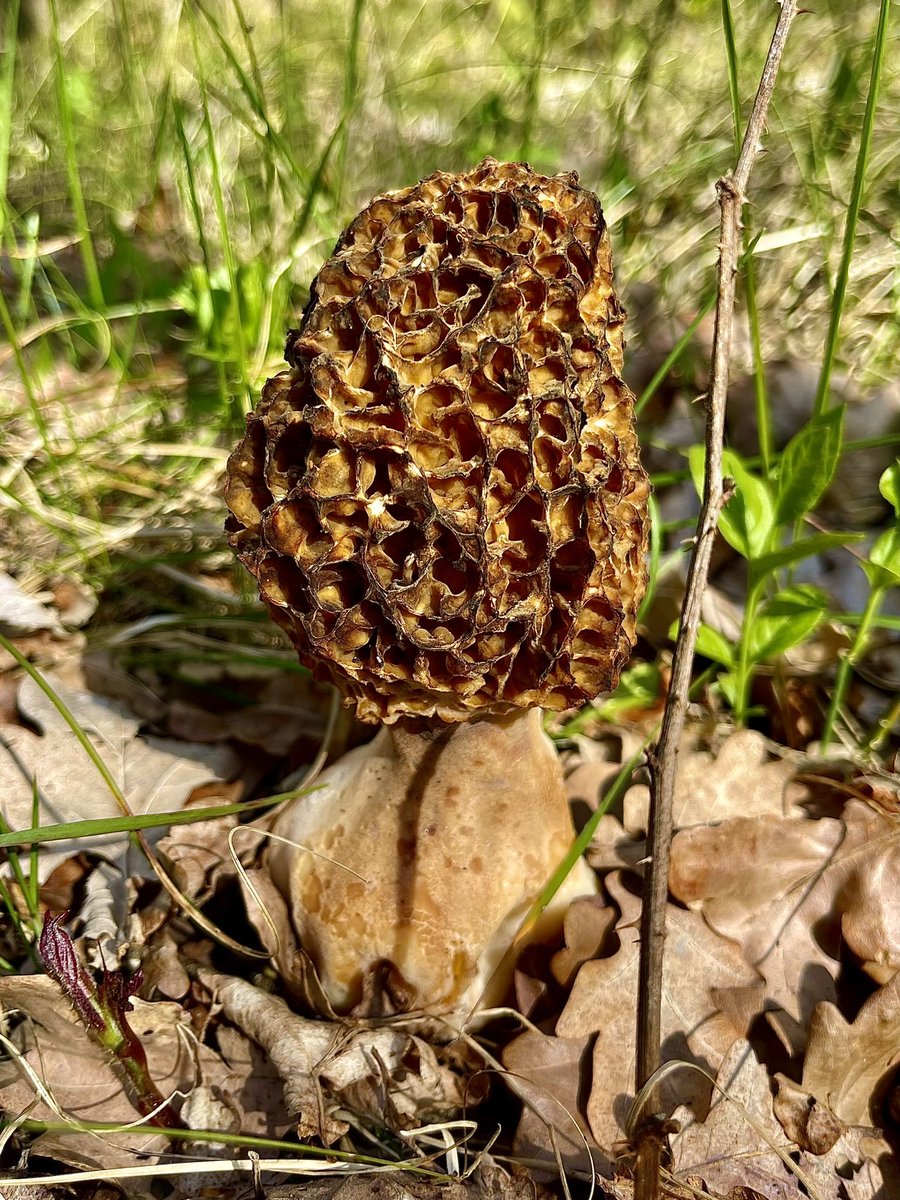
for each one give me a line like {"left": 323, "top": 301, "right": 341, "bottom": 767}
{"left": 12, "top": 1119, "right": 449, "bottom": 1175}
{"left": 0, "top": 0, "right": 20, "bottom": 236}
{"left": 172, "top": 99, "right": 230, "bottom": 411}
{"left": 822, "top": 584, "right": 884, "bottom": 747}
{"left": 0, "top": 796, "right": 281, "bottom": 850}
{"left": 721, "top": 0, "right": 742, "bottom": 153}
{"left": 187, "top": 6, "right": 251, "bottom": 416}
{"left": 635, "top": 293, "right": 715, "bottom": 417}
{"left": 814, "top": 0, "right": 892, "bottom": 416}
{"left": 335, "top": 0, "right": 366, "bottom": 211}
{"left": 638, "top": 491, "right": 662, "bottom": 623}
{"left": 47, "top": 0, "right": 104, "bottom": 311}
{"left": 722, "top": 0, "right": 771, "bottom": 470}
{"left": 193, "top": 0, "right": 309, "bottom": 194}
{"left": 743, "top": 237, "right": 771, "bottom": 472}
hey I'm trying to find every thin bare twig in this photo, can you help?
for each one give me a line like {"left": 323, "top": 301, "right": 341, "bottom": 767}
{"left": 633, "top": 4, "right": 800, "bottom": 1197}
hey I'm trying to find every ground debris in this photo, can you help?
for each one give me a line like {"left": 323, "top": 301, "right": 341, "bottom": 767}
{"left": 199, "top": 970, "right": 470, "bottom": 1146}
{"left": 0, "top": 673, "right": 241, "bottom": 878}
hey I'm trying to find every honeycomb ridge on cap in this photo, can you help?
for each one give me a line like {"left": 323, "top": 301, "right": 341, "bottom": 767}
{"left": 225, "top": 157, "right": 650, "bottom": 723}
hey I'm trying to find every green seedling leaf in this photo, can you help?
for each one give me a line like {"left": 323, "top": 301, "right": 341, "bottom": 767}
{"left": 776, "top": 406, "right": 845, "bottom": 523}
{"left": 864, "top": 526, "right": 900, "bottom": 589}
{"left": 689, "top": 446, "right": 775, "bottom": 560}
{"left": 554, "top": 662, "right": 661, "bottom": 735}
{"left": 596, "top": 662, "right": 662, "bottom": 720}
{"left": 717, "top": 671, "right": 739, "bottom": 708}
{"left": 748, "top": 531, "right": 865, "bottom": 583}
{"left": 750, "top": 585, "right": 830, "bottom": 661}
{"left": 671, "top": 619, "right": 735, "bottom": 667}
{"left": 878, "top": 459, "right": 900, "bottom": 518}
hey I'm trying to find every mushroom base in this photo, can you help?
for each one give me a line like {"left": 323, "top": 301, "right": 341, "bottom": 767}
{"left": 268, "top": 708, "right": 597, "bottom": 1017}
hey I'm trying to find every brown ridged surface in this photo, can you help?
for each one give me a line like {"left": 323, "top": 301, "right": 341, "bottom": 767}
{"left": 225, "top": 158, "right": 649, "bottom": 723}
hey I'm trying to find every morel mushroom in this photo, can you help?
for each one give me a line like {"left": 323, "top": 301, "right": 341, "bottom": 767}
{"left": 225, "top": 158, "right": 649, "bottom": 1015}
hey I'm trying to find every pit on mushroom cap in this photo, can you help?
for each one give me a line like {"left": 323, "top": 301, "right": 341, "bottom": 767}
{"left": 225, "top": 158, "right": 649, "bottom": 1015}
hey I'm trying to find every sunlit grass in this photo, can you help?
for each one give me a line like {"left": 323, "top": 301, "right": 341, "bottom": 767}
{"left": 0, "top": 0, "right": 897, "bottom": 730}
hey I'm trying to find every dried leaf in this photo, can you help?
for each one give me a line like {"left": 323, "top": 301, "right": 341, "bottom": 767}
{"left": 838, "top": 799, "right": 900, "bottom": 983}
{"left": 801, "top": 970, "right": 900, "bottom": 1126}
{"left": 155, "top": 783, "right": 244, "bottom": 898}
{"left": 0, "top": 674, "right": 241, "bottom": 878}
{"left": 670, "top": 1040, "right": 805, "bottom": 1200}
{"left": 0, "top": 573, "right": 64, "bottom": 637}
{"left": 556, "top": 873, "right": 760, "bottom": 1150}
{"left": 793, "top": 1127, "right": 898, "bottom": 1200}
{"left": 670, "top": 814, "right": 848, "bottom": 1048}
{"left": 564, "top": 733, "right": 649, "bottom": 871}
{"left": 624, "top": 731, "right": 806, "bottom": 835}
{"left": 502, "top": 1029, "right": 597, "bottom": 1176}
{"left": 215, "top": 1022, "right": 291, "bottom": 1139}
{"left": 263, "top": 1162, "right": 555, "bottom": 1200}
{"left": 550, "top": 896, "right": 617, "bottom": 989}
{"left": 586, "top": 814, "right": 646, "bottom": 873}
{"left": 140, "top": 929, "right": 191, "bottom": 1001}
{"left": 772, "top": 1075, "right": 844, "bottom": 1154}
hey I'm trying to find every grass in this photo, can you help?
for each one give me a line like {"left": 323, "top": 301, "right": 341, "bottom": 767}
{"left": 1, "top": 3, "right": 898, "bottom": 773}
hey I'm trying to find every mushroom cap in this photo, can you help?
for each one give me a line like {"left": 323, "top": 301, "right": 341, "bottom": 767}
{"left": 225, "top": 158, "right": 650, "bottom": 723}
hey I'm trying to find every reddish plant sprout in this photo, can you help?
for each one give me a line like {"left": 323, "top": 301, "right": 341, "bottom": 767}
{"left": 39, "top": 911, "right": 180, "bottom": 1129}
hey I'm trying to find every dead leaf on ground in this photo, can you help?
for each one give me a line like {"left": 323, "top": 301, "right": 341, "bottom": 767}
{"left": 837, "top": 799, "right": 900, "bottom": 984}
{"left": 555, "top": 873, "right": 761, "bottom": 1152}
{"left": 772, "top": 1074, "right": 844, "bottom": 1154}
{"left": 792, "top": 1125, "right": 898, "bottom": 1200}
{"left": 669, "top": 814, "right": 848, "bottom": 1050}
{"left": 801, "top": 969, "right": 900, "bottom": 1126}
{"left": 502, "top": 1028, "right": 596, "bottom": 1176}
{"left": 140, "top": 928, "right": 191, "bottom": 1000}
{"left": 215, "top": 1021, "right": 292, "bottom": 1139}
{"left": 670, "top": 1039, "right": 805, "bottom": 1200}
{"left": 586, "top": 813, "right": 647, "bottom": 873}
{"left": 550, "top": 895, "right": 617, "bottom": 989}
{"left": 624, "top": 730, "right": 807, "bottom": 836}
{"left": 84, "top": 648, "right": 334, "bottom": 759}
{"left": 564, "top": 731, "right": 644, "bottom": 816}
{"left": 0, "top": 572, "right": 64, "bottom": 637}
{"left": 155, "top": 782, "right": 245, "bottom": 899}
{"left": 0, "top": 674, "right": 241, "bottom": 878}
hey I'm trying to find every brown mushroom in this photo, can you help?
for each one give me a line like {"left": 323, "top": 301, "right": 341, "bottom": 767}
{"left": 225, "top": 158, "right": 650, "bottom": 1016}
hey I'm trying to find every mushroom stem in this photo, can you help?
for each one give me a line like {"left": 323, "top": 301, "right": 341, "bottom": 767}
{"left": 268, "top": 708, "right": 596, "bottom": 1016}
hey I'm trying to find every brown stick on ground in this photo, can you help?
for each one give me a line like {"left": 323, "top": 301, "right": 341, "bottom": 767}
{"left": 633, "top": 4, "right": 800, "bottom": 1197}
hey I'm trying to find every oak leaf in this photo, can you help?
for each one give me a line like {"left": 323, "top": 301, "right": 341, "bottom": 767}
{"left": 623, "top": 730, "right": 806, "bottom": 835}
{"left": 555, "top": 873, "right": 760, "bottom": 1151}
{"left": 801, "top": 969, "right": 900, "bottom": 1126}
{"left": 837, "top": 799, "right": 900, "bottom": 984}
{"left": 670, "top": 1039, "right": 805, "bottom": 1200}
{"left": 669, "top": 814, "right": 848, "bottom": 1049}
{"left": 502, "top": 1029, "right": 597, "bottom": 1176}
